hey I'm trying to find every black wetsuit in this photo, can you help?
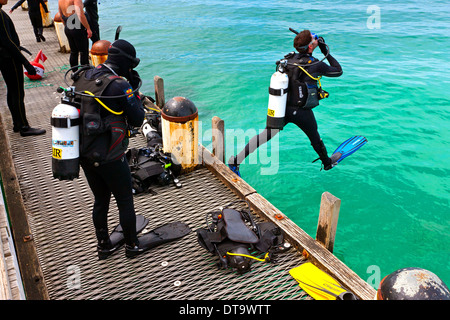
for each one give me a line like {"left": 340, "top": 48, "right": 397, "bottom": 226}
{"left": 234, "top": 51, "right": 342, "bottom": 167}
{"left": 61, "top": 11, "right": 89, "bottom": 68}
{"left": 0, "top": 6, "right": 33, "bottom": 129}
{"left": 83, "top": 0, "right": 99, "bottom": 43}
{"left": 11, "top": 0, "right": 48, "bottom": 40}
{"left": 79, "top": 65, "right": 145, "bottom": 245}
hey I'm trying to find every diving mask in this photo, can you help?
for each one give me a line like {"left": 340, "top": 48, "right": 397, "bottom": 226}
{"left": 297, "top": 32, "right": 319, "bottom": 50}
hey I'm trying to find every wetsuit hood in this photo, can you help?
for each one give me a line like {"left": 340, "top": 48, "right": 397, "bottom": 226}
{"left": 104, "top": 39, "right": 139, "bottom": 77}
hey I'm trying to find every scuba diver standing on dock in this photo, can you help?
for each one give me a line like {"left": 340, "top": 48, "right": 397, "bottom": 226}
{"left": 9, "top": 0, "right": 49, "bottom": 42}
{"left": 0, "top": 0, "right": 46, "bottom": 136}
{"left": 72, "top": 39, "right": 147, "bottom": 258}
{"left": 58, "top": 0, "right": 92, "bottom": 69}
{"left": 228, "top": 29, "right": 353, "bottom": 176}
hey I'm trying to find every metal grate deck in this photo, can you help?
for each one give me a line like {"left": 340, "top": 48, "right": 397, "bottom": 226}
{"left": 0, "top": 6, "right": 308, "bottom": 300}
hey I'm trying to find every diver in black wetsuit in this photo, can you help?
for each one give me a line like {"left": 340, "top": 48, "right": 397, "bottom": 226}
{"left": 58, "top": 0, "right": 92, "bottom": 68}
{"left": 73, "top": 40, "right": 146, "bottom": 258}
{"left": 9, "top": 0, "right": 48, "bottom": 42}
{"left": 228, "top": 30, "right": 342, "bottom": 173}
{"left": 83, "top": 0, "right": 99, "bottom": 43}
{"left": 0, "top": 0, "right": 46, "bottom": 136}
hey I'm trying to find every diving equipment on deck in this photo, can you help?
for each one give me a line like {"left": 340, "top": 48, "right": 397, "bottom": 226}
{"left": 196, "top": 200, "right": 288, "bottom": 274}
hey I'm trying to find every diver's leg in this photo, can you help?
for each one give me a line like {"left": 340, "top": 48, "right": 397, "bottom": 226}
{"left": 289, "top": 107, "right": 332, "bottom": 169}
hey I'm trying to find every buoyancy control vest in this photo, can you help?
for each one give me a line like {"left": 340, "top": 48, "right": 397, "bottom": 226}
{"left": 72, "top": 69, "right": 130, "bottom": 166}
{"left": 285, "top": 52, "right": 329, "bottom": 110}
{"left": 196, "top": 200, "right": 288, "bottom": 274}
{"left": 126, "top": 145, "right": 182, "bottom": 194}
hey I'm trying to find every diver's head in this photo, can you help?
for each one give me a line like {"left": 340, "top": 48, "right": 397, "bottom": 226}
{"left": 294, "top": 30, "right": 319, "bottom": 54}
{"left": 0, "top": 0, "right": 8, "bottom": 6}
{"left": 104, "top": 39, "right": 140, "bottom": 77}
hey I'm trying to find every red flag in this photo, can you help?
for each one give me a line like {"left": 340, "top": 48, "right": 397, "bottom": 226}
{"left": 33, "top": 50, "right": 47, "bottom": 64}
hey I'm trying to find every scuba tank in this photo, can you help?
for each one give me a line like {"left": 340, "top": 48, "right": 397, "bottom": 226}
{"left": 266, "top": 60, "right": 289, "bottom": 130}
{"left": 51, "top": 86, "right": 81, "bottom": 180}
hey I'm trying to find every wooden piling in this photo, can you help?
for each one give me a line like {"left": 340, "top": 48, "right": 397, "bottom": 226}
{"left": 211, "top": 116, "right": 225, "bottom": 163}
{"left": 316, "top": 192, "right": 341, "bottom": 253}
{"left": 154, "top": 76, "right": 165, "bottom": 108}
{"left": 0, "top": 229, "right": 12, "bottom": 300}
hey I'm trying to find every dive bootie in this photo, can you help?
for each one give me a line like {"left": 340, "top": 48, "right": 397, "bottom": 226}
{"left": 125, "top": 221, "right": 191, "bottom": 258}
{"left": 312, "top": 139, "right": 333, "bottom": 170}
{"left": 97, "top": 238, "right": 122, "bottom": 260}
{"left": 313, "top": 136, "right": 368, "bottom": 170}
{"left": 19, "top": 126, "right": 46, "bottom": 137}
{"left": 97, "top": 214, "right": 149, "bottom": 260}
{"left": 227, "top": 156, "right": 241, "bottom": 177}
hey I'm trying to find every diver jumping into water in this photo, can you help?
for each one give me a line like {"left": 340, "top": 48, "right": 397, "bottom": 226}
{"left": 228, "top": 29, "right": 356, "bottom": 175}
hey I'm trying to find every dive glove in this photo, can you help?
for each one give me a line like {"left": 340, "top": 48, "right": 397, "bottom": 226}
{"left": 25, "top": 62, "right": 37, "bottom": 76}
{"left": 128, "top": 69, "right": 141, "bottom": 90}
{"left": 318, "top": 37, "right": 328, "bottom": 55}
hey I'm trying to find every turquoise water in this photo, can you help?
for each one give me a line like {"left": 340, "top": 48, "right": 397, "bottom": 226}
{"left": 48, "top": 0, "right": 449, "bottom": 288}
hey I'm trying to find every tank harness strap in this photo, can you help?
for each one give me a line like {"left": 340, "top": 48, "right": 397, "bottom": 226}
{"left": 268, "top": 87, "right": 288, "bottom": 96}
{"left": 83, "top": 91, "right": 124, "bottom": 115}
{"left": 50, "top": 117, "right": 81, "bottom": 128}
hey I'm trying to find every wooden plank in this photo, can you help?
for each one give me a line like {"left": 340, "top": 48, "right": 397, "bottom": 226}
{"left": 245, "top": 192, "right": 376, "bottom": 300}
{"left": 0, "top": 114, "right": 49, "bottom": 300}
{"left": 0, "top": 229, "right": 12, "bottom": 300}
{"left": 211, "top": 116, "right": 225, "bottom": 163}
{"left": 200, "top": 145, "right": 256, "bottom": 199}
{"left": 316, "top": 192, "right": 341, "bottom": 253}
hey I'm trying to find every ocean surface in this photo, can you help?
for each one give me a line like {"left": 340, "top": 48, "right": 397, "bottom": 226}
{"left": 48, "top": 0, "right": 450, "bottom": 288}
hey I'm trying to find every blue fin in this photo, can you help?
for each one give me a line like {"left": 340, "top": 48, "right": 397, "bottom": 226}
{"left": 228, "top": 164, "right": 241, "bottom": 177}
{"left": 331, "top": 136, "right": 367, "bottom": 165}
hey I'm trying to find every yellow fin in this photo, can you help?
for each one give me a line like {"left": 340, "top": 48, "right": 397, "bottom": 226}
{"left": 289, "top": 262, "right": 348, "bottom": 300}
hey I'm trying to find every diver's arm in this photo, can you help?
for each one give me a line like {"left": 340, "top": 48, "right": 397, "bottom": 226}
{"left": 0, "top": 11, "right": 29, "bottom": 66}
{"left": 317, "top": 37, "right": 343, "bottom": 77}
{"left": 109, "top": 80, "right": 145, "bottom": 127}
{"left": 39, "top": 0, "right": 49, "bottom": 13}
{"left": 123, "top": 91, "right": 145, "bottom": 127}
{"left": 73, "top": 0, "right": 92, "bottom": 37}
{"left": 9, "top": 0, "right": 26, "bottom": 13}
{"left": 319, "top": 54, "right": 343, "bottom": 77}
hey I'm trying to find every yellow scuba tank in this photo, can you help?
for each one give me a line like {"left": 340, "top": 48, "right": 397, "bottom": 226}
{"left": 266, "top": 60, "right": 289, "bottom": 129}
{"left": 51, "top": 87, "right": 80, "bottom": 180}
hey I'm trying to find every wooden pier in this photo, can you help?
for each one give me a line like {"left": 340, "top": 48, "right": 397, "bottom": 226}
{"left": 0, "top": 5, "right": 376, "bottom": 300}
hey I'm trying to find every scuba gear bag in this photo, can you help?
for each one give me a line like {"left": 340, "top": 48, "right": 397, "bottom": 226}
{"left": 126, "top": 145, "right": 182, "bottom": 194}
{"left": 196, "top": 200, "right": 287, "bottom": 274}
